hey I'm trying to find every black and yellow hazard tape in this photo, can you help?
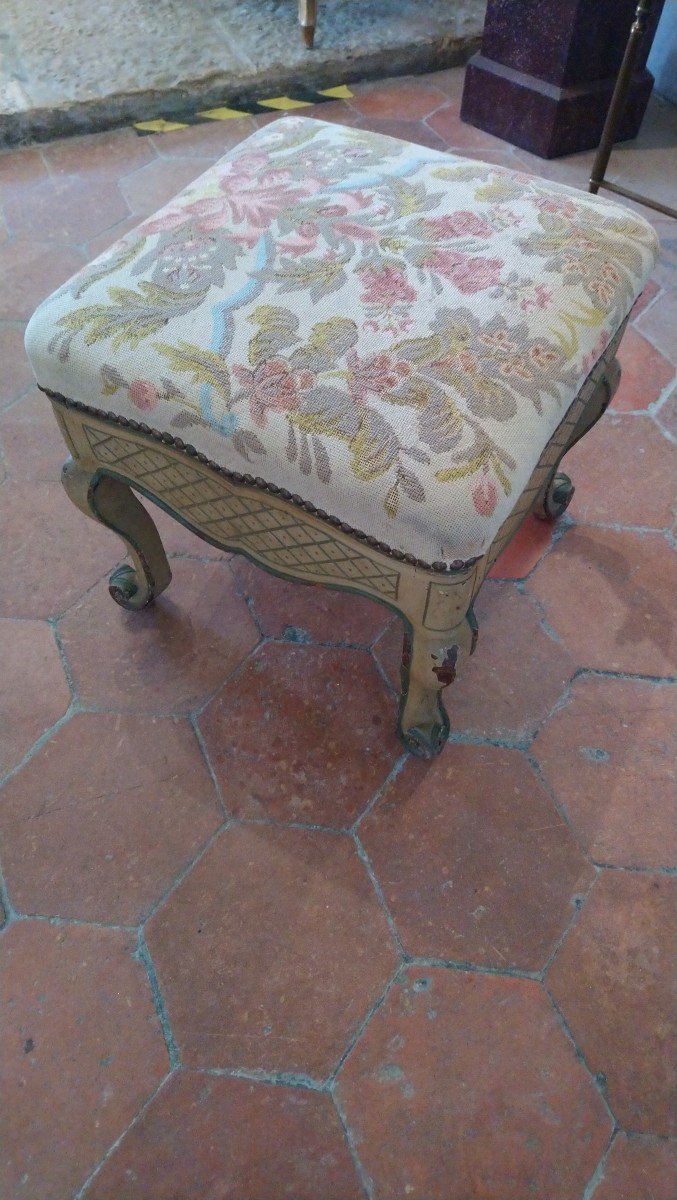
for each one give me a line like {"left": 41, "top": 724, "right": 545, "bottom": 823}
{"left": 133, "top": 84, "right": 354, "bottom": 134}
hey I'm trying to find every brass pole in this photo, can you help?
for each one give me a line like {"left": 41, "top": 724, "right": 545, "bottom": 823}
{"left": 299, "top": 0, "right": 318, "bottom": 49}
{"left": 588, "top": 0, "right": 676, "bottom": 219}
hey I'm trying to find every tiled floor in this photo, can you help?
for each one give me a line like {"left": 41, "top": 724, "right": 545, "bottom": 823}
{"left": 1, "top": 71, "right": 676, "bottom": 1200}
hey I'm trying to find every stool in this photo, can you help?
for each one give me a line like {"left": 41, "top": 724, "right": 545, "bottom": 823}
{"left": 24, "top": 117, "right": 657, "bottom": 757}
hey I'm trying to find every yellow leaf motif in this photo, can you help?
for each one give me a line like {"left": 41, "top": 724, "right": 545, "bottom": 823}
{"left": 548, "top": 302, "right": 605, "bottom": 358}
{"left": 153, "top": 341, "right": 232, "bottom": 404}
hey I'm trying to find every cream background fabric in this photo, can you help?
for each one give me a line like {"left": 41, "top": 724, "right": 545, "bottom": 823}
{"left": 25, "top": 117, "right": 658, "bottom": 563}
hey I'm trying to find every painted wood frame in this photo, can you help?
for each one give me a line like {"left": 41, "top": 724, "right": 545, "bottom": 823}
{"left": 45, "top": 322, "right": 623, "bottom": 758}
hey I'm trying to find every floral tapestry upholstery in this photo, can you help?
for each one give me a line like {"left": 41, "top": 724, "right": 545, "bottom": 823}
{"left": 25, "top": 117, "right": 658, "bottom": 565}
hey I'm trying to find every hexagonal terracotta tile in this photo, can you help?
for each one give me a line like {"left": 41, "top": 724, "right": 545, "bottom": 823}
{"left": 361, "top": 743, "right": 594, "bottom": 970}
{"left": 148, "top": 115, "right": 259, "bottom": 161}
{"left": 0, "top": 921, "right": 168, "bottom": 1200}
{"left": 532, "top": 676, "right": 677, "bottom": 868}
{"left": 526, "top": 528, "right": 677, "bottom": 676}
{"left": 427, "top": 102, "right": 516, "bottom": 154}
{"left": 198, "top": 642, "right": 401, "bottom": 826}
{"left": 120, "top": 158, "right": 213, "bottom": 218}
{"left": 351, "top": 117, "right": 448, "bottom": 152}
{"left": 0, "top": 145, "right": 49, "bottom": 197}
{"left": 0, "top": 481, "right": 120, "bottom": 619}
{"left": 0, "top": 618, "right": 70, "bottom": 777}
{"left": 0, "top": 239, "right": 87, "bottom": 321}
{"left": 146, "top": 825, "right": 398, "bottom": 1077}
{"left": 335, "top": 967, "right": 611, "bottom": 1200}
{"left": 548, "top": 872, "right": 676, "bottom": 1135}
{"left": 349, "top": 78, "right": 446, "bottom": 120}
{"left": 374, "top": 581, "right": 575, "bottom": 744}
{"left": 0, "top": 324, "right": 35, "bottom": 409}
{"left": 636, "top": 290, "right": 677, "bottom": 365}
{"left": 372, "top": 618, "right": 403, "bottom": 694}
{"left": 58, "top": 559, "right": 259, "bottom": 714}
{"left": 3, "top": 173, "right": 130, "bottom": 243}
{"left": 0, "top": 388, "right": 66, "bottom": 481}
{"left": 230, "top": 556, "right": 390, "bottom": 646}
{"left": 83, "top": 1071, "right": 362, "bottom": 1200}
{"left": 613, "top": 326, "right": 674, "bottom": 412}
{"left": 656, "top": 383, "right": 677, "bottom": 438}
{"left": 0, "top": 711, "right": 223, "bottom": 923}
{"left": 565, "top": 414, "right": 676, "bottom": 531}
{"left": 488, "top": 513, "right": 555, "bottom": 580}
{"left": 42, "top": 127, "right": 157, "bottom": 181}
{"left": 591, "top": 1134, "right": 677, "bottom": 1200}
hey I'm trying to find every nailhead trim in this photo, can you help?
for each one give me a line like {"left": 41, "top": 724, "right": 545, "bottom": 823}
{"left": 41, "top": 387, "right": 479, "bottom": 576}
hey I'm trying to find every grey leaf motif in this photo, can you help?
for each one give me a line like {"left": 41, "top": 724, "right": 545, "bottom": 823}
{"left": 312, "top": 436, "right": 332, "bottom": 484}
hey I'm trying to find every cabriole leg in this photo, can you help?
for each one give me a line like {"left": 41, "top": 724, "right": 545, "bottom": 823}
{"left": 61, "top": 458, "right": 171, "bottom": 611}
{"left": 534, "top": 357, "right": 621, "bottom": 521}
{"left": 398, "top": 607, "right": 478, "bottom": 759}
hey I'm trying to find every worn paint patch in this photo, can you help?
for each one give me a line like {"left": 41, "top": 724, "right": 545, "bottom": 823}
{"left": 432, "top": 645, "right": 458, "bottom": 687}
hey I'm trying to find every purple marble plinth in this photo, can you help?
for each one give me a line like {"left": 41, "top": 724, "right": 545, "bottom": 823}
{"left": 461, "top": 0, "right": 665, "bottom": 158}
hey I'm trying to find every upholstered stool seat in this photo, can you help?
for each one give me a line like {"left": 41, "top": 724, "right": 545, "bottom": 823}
{"left": 25, "top": 117, "right": 658, "bottom": 755}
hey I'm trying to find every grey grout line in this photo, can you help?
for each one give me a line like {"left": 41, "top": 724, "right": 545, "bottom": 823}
{"left": 0, "top": 702, "right": 79, "bottom": 790}
{"left": 140, "top": 817, "right": 232, "bottom": 926}
{"left": 447, "top": 727, "right": 531, "bottom": 752}
{"left": 327, "top": 962, "right": 402, "bottom": 1088}
{"left": 239, "top": 814, "right": 352, "bottom": 836}
{"left": 73, "top": 1070, "right": 176, "bottom": 1199}
{"left": 0, "top": 858, "right": 18, "bottom": 927}
{"left": 621, "top": 1130, "right": 677, "bottom": 1144}
{"left": 581, "top": 1128, "right": 618, "bottom": 1200}
{"left": 594, "top": 861, "right": 677, "bottom": 876}
{"left": 406, "top": 955, "right": 541, "bottom": 982}
{"left": 542, "top": 982, "right": 618, "bottom": 1128}
{"left": 191, "top": 635, "right": 271, "bottom": 720}
{"left": 8, "top": 910, "right": 138, "bottom": 933}
{"left": 369, "top": 641, "right": 399, "bottom": 701}
{"left": 538, "top": 870, "right": 598, "bottom": 978}
{"left": 331, "top": 1089, "right": 375, "bottom": 1200}
{"left": 49, "top": 617, "right": 78, "bottom": 700}
{"left": 135, "top": 930, "right": 181, "bottom": 1069}
{"left": 523, "top": 749, "right": 595, "bottom": 864}
{"left": 189, "top": 714, "right": 229, "bottom": 819}
{"left": 571, "top": 665, "right": 677, "bottom": 686}
{"left": 351, "top": 752, "right": 409, "bottom": 832}
{"left": 353, "top": 833, "right": 406, "bottom": 959}
{"left": 190, "top": 1064, "right": 325, "bottom": 1091}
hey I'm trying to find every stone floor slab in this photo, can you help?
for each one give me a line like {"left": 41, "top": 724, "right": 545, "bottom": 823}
{"left": 0, "top": 921, "right": 168, "bottom": 1200}
{"left": 146, "top": 824, "right": 398, "bottom": 1077}
{"left": 0, "top": 711, "right": 223, "bottom": 923}
{"left": 361, "top": 742, "right": 594, "bottom": 970}
{"left": 83, "top": 1071, "right": 363, "bottom": 1200}
{"left": 548, "top": 872, "right": 676, "bottom": 1136}
{"left": 532, "top": 675, "right": 677, "bottom": 868}
{"left": 336, "top": 967, "right": 611, "bottom": 1200}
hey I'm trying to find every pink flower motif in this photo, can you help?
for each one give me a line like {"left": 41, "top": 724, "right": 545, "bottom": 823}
{"left": 426, "top": 250, "right": 504, "bottom": 293}
{"left": 233, "top": 358, "right": 303, "bottom": 427}
{"left": 277, "top": 222, "right": 321, "bottom": 257}
{"left": 138, "top": 207, "right": 188, "bottom": 236}
{"left": 359, "top": 265, "right": 417, "bottom": 307}
{"left": 334, "top": 221, "right": 379, "bottom": 242}
{"left": 535, "top": 196, "right": 578, "bottom": 218}
{"left": 521, "top": 282, "right": 553, "bottom": 312}
{"left": 128, "top": 380, "right": 158, "bottom": 411}
{"left": 472, "top": 475, "right": 499, "bottom": 517}
{"left": 319, "top": 191, "right": 370, "bottom": 218}
{"left": 424, "top": 211, "right": 492, "bottom": 240}
{"left": 347, "top": 351, "right": 411, "bottom": 404}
